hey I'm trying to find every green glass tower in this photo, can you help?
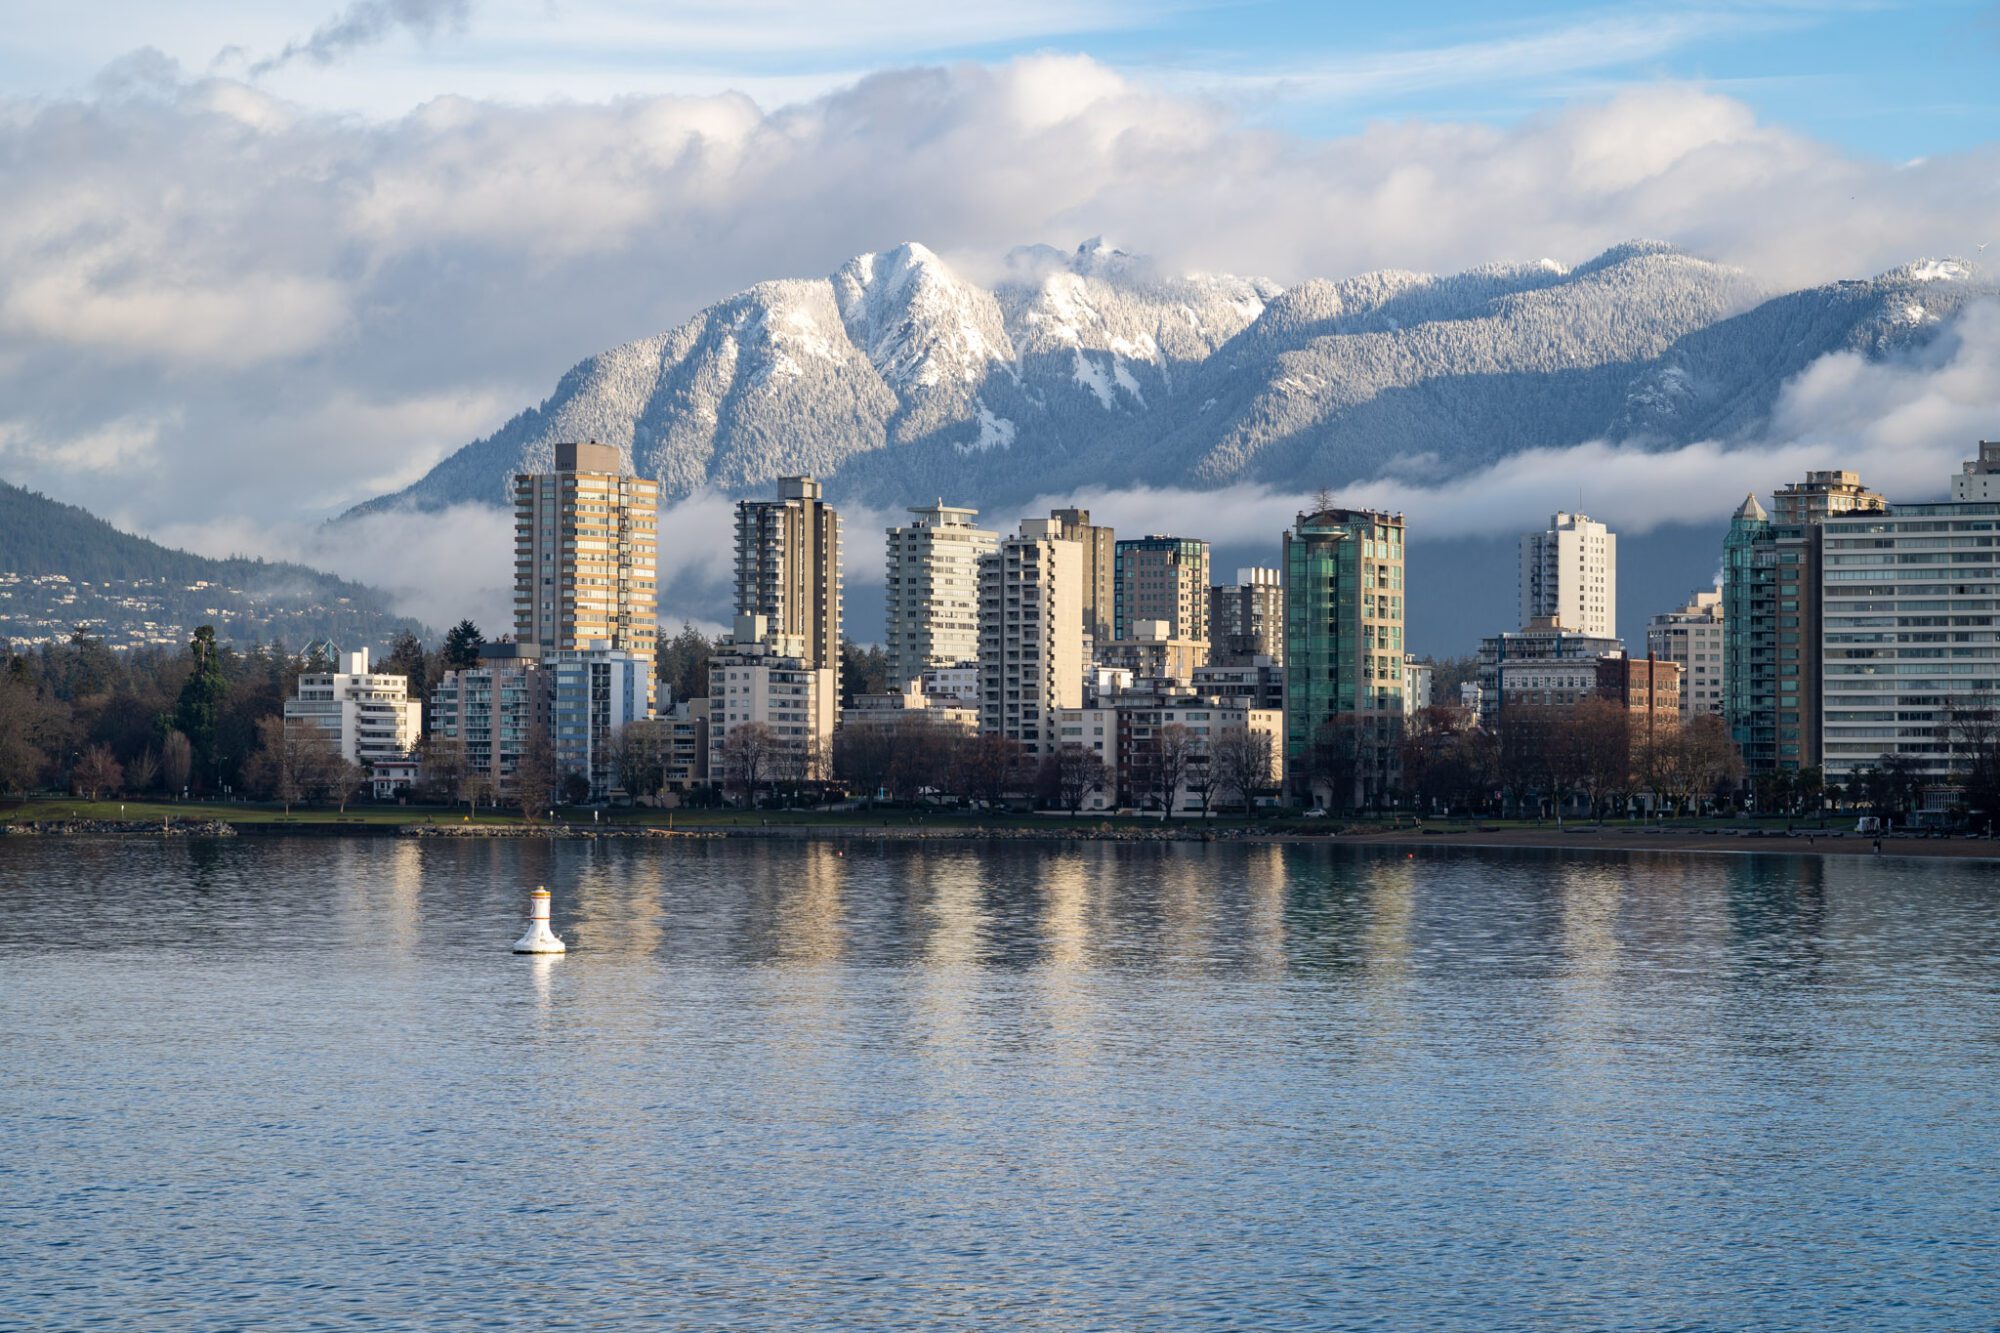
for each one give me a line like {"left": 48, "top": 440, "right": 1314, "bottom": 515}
{"left": 1282, "top": 507, "right": 1405, "bottom": 809}
{"left": 1722, "top": 493, "right": 1778, "bottom": 772}
{"left": 1724, "top": 471, "right": 1886, "bottom": 776}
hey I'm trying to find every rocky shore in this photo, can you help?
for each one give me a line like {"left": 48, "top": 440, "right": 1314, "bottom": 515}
{"left": 1, "top": 818, "right": 237, "bottom": 837}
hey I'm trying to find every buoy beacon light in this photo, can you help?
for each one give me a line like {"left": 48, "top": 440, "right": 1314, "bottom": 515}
{"left": 513, "top": 886, "right": 567, "bottom": 955}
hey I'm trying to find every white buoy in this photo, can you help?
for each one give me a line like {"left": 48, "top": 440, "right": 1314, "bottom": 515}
{"left": 512, "top": 886, "right": 567, "bottom": 954}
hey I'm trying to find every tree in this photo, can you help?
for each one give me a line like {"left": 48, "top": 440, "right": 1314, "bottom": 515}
{"left": 719, "top": 722, "right": 779, "bottom": 805}
{"left": 161, "top": 729, "right": 194, "bottom": 796}
{"left": 840, "top": 641, "right": 893, "bottom": 705}
{"left": 173, "top": 627, "right": 228, "bottom": 792}
{"left": 126, "top": 745, "right": 161, "bottom": 795}
{"left": 1567, "top": 698, "right": 1631, "bottom": 818}
{"left": 612, "top": 723, "right": 668, "bottom": 803}
{"left": 1299, "top": 716, "right": 1363, "bottom": 812}
{"left": 1945, "top": 693, "right": 2000, "bottom": 828}
{"left": 440, "top": 620, "right": 485, "bottom": 672}
{"left": 655, "top": 622, "right": 715, "bottom": 704}
{"left": 961, "top": 733, "right": 1028, "bottom": 808}
{"left": 383, "top": 631, "right": 431, "bottom": 698}
{"left": 515, "top": 718, "right": 557, "bottom": 820}
{"left": 1212, "top": 728, "right": 1277, "bottom": 813}
{"left": 246, "top": 716, "right": 347, "bottom": 813}
{"left": 71, "top": 744, "right": 123, "bottom": 801}
{"left": 422, "top": 733, "right": 470, "bottom": 806}
{"left": 1147, "top": 722, "right": 1196, "bottom": 818}
{"left": 0, "top": 669, "right": 69, "bottom": 795}
{"left": 1053, "top": 743, "right": 1107, "bottom": 815}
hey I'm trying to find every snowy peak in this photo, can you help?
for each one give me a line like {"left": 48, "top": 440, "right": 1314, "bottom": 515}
{"left": 1881, "top": 257, "right": 1979, "bottom": 285}
{"left": 831, "top": 242, "right": 1013, "bottom": 393}
{"left": 352, "top": 238, "right": 1998, "bottom": 523}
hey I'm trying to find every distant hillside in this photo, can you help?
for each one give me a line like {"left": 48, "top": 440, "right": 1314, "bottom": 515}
{"left": 350, "top": 239, "right": 1995, "bottom": 518}
{"left": 0, "top": 480, "right": 428, "bottom": 650}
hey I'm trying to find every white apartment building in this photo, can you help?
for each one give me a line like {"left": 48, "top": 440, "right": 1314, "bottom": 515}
{"left": 980, "top": 518, "right": 1085, "bottom": 754}
{"left": 884, "top": 502, "right": 998, "bottom": 689}
{"left": 1402, "top": 656, "right": 1434, "bottom": 715}
{"left": 1820, "top": 467, "right": 2000, "bottom": 786}
{"left": 285, "top": 647, "right": 423, "bottom": 777}
{"left": 1647, "top": 588, "right": 1727, "bottom": 719}
{"left": 1520, "top": 511, "right": 1617, "bottom": 638}
{"left": 708, "top": 615, "right": 838, "bottom": 783}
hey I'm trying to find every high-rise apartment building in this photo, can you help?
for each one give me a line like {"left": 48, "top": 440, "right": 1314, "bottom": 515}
{"left": 1647, "top": 588, "right": 1726, "bottom": 720}
{"left": 1282, "top": 507, "right": 1405, "bottom": 807}
{"left": 1724, "top": 471, "right": 1884, "bottom": 774}
{"left": 1209, "top": 567, "right": 1284, "bottom": 666}
{"left": 1113, "top": 535, "right": 1210, "bottom": 653}
{"left": 513, "top": 441, "right": 660, "bottom": 664}
{"left": 735, "top": 476, "right": 843, "bottom": 671}
{"left": 1520, "top": 512, "right": 1616, "bottom": 638}
{"left": 1049, "top": 507, "right": 1115, "bottom": 650}
{"left": 426, "top": 643, "right": 550, "bottom": 798}
{"left": 980, "top": 518, "right": 1085, "bottom": 754}
{"left": 1820, "top": 451, "right": 2000, "bottom": 788}
{"left": 884, "top": 502, "right": 997, "bottom": 689}
{"left": 552, "top": 644, "right": 655, "bottom": 800}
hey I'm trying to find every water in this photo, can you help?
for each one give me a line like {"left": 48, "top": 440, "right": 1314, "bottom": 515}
{"left": 4, "top": 837, "right": 1999, "bottom": 1330}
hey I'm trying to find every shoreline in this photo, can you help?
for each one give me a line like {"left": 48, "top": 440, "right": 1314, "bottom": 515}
{"left": 6, "top": 814, "right": 1997, "bottom": 859}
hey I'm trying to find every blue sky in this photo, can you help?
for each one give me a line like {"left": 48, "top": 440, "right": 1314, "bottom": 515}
{"left": 9, "top": 1, "right": 1997, "bottom": 158}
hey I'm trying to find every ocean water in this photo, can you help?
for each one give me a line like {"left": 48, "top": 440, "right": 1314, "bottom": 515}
{"left": 3, "top": 837, "right": 1997, "bottom": 1330}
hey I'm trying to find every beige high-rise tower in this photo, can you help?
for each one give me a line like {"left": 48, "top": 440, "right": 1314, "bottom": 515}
{"left": 513, "top": 440, "right": 660, "bottom": 658}
{"left": 734, "top": 476, "right": 842, "bottom": 670}
{"left": 1049, "top": 507, "right": 1115, "bottom": 651}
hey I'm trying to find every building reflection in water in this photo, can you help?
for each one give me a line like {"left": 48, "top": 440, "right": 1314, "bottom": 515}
{"left": 1243, "top": 844, "right": 1289, "bottom": 981}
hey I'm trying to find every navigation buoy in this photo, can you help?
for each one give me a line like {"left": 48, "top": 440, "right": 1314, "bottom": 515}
{"left": 512, "top": 886, "right": 567, "bottom": 954}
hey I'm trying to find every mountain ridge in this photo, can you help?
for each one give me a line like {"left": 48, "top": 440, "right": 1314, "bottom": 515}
{"left": 0, "top": 479, "right": 428, "bottom": 650}
{"left": 352, "top": 240, "right": 1994, "bottom": 518}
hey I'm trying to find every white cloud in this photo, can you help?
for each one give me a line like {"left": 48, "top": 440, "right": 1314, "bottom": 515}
{"left": 1, "top": 53, "right": 1997, "bottom": 610}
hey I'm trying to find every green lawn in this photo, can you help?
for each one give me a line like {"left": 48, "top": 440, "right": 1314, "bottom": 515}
{"left": 1, "top": 796, "right": 1859, "bottom": 835}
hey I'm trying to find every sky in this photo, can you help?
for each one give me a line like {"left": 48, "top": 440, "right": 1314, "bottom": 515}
{"left": 2, "top": 1, "right": 1998, "bottom": 637}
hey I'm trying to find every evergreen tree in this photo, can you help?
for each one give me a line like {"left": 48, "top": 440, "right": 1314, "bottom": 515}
{"left": 173, "top": 627, "right": 228, "bottom": 792}
{"left": 441, "top": 620, "right": 485, "bottom": 672}
{"left": 383, "top": 630, "right": 431, "bottom": 696}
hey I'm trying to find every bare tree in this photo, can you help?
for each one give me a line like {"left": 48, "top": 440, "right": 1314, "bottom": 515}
{"left": 161, "top": 729, "right": 193, "bottom": 797}
{"left": 961, "top": 732, "right": 1027, "bottom": 808}
{"left": 514, "top": 717, "right": 557, "bottom": 821}
{"left": 1053, "top": 743, "right": 1107, "bottom": 815}
{"left": 422, "top": 733, "right": 470, "bottom": 807}
{"left": 1944, "top": 692, "right": 2000, "bottom": 827}
{"left": 246, "top": 716, "right": 324, "bottom": 813}
{"left": 720, "top": 722, "right": 779, "bottom": 806}
{"left": 1212, "top": 728, "right": 1276, "bottom": 814}
{"left": 126, "top": 745, "right": 161, "bottom": 795}
{"left": 71, "top": 744, "right": 123, "bottom": 801}
{"left": 1148, "top": 723, "right": 1196, "bottom": 819}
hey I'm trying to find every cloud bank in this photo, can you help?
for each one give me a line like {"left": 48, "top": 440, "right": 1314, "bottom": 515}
{"left": 0, "top": 53, "right": 1996, "bottom": 631}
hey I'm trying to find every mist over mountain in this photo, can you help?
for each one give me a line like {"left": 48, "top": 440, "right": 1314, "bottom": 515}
{"left": 353, "top": 240, "right": 1991, "bottom": 520}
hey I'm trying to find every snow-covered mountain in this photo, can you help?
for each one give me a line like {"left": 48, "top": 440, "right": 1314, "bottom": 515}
{"left": 353, "top": 240, "right": 1994, "bottom": 517}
